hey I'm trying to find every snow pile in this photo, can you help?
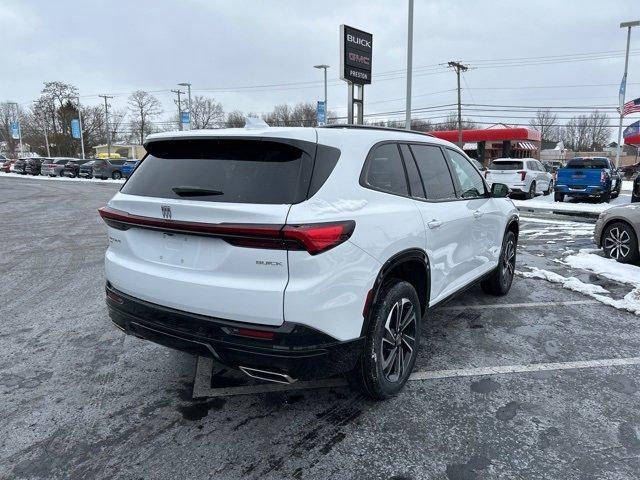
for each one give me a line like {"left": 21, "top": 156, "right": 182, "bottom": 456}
{"left": 563, "top": 250, "right": 640, "bottom": 286}
{"left": 518, "top": 267, "right": 609, "bottom": 295}
{"left": 518, "top": 264, "right": 640, "bottom": 316}
{"left": 0, "top": 172, "right": 125, "bottom": 184}
{"left": 622, "top": 180, "right": 634, "bottom": 192}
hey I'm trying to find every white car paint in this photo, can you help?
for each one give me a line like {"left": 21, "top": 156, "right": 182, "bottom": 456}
{"left": 485, "top": 158, "right": 553, "bottom": 197}
{"left": 103, "top": 126, "right": 518, "bottom": 342}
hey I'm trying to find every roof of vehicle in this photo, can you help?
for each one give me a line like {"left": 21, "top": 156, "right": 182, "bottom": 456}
{"left": 145, "top": 126, "right": 455, "bottom": 150}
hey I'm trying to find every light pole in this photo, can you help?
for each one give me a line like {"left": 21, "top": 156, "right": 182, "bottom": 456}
{"left": 405, "top": 0, "right": 414, "bottom": 130}
{"left": 178, "top": 82, "right": 192, "bottom": 130}
{"left": 616, "top": 20, "right": 640, "bottom": 168}
{"left": 314, "top": 65, "right": 329, "bottom": 120}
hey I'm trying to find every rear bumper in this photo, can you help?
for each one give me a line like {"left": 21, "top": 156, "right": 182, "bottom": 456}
{"left": 105, "top": 283, "right": 364, "bottom": 381}
{"left": 555, "top": 185, "right": 604, "bottom": 196}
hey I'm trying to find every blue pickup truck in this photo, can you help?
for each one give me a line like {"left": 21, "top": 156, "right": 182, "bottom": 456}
{"left": 554, "top": 157, "right": 621, "bottom": 203}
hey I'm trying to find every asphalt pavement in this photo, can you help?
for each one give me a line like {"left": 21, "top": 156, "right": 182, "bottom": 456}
{"left": 1, "top": 177, "right": 639, "bottom": 480}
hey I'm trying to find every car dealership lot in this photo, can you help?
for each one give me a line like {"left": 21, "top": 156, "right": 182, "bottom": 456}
{"left": 2, "top": 177, "right": 640, "bottom": 480}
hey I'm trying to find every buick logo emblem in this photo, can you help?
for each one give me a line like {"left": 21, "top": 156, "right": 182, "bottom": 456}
{"left": 161, "top": 205, "right": 172, "bottom": 220}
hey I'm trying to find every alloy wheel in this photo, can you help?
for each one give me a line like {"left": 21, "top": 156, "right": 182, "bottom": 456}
{"left": 502, "top": 238, "right": 516, "bottom": 279}
{"left": 380, "top": 298, "right": 416, "bottom": 383}
{"left": 604, "top": 227, "right": 631, "bottom": 260}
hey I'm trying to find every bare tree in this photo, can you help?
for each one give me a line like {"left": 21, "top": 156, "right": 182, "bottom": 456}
{"left": 0, "top": 102, "right": 22, "bottom": 157}
{"left": 561, "top": 110, "right": 611, "bottom": 151}
{"left": 128, "top": 91, "right": 162, "bottom": 145}
{"left": 438, "top": 113, "right": 476, "bottom": 131}
{"left": 587, "top": 110, "right": 611, "bottom": 150}
{"left": 529, "top": 109, "right": 559, "bottom": 142}
{"left": 225, "top": 110, "right": 245, "bottom": 128}
{"left": 189, "top": 96, "right": 225, "bottom": 129}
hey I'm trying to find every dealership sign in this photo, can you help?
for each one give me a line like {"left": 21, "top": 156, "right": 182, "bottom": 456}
{"left": 340, "top": 25, "right": 372, "bottom": 85}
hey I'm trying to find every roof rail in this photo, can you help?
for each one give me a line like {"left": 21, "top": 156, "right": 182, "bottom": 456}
{"left": 321, "top": 124, "right": 433, "bottom": 136}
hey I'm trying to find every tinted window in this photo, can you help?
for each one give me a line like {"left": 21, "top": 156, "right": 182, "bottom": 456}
{"left": 399, "top": 144, "right": 425, "bottom": 199}
{"left": 122, "top": 139, "right": 313, "bottom": 204}
{"left": 362, "top": 143, "right": 408, "bottom": 196}
{"left": 489, "top": 160, "right": 522, "bottom": 170}
{"left": 566, "top": 158, "right": 608, "bottom": 169}
{"left": 410, "top": 144, "right": 456, "bottom": 200}
{"left": 446, "top": 149, "right": 487, "bottom": 199}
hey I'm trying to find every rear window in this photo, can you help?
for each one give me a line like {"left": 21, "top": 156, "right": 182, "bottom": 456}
{"left": 566, "top": 158, "right": 608, "bottom": 169}
{"left": 122, "top": 139, "right": 321, "bottom": 204}
{"left": 489, "top": 161, "right": 522, "bottom": 170}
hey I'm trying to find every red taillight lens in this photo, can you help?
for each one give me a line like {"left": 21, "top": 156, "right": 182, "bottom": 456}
{"left": 235, "top": 328, "right": 274, "bottom": 340}
{"left": 282, "top": 221, "right": 355, "bottom": 255}
{"left": 518, "top": 170, "right": 526, "bottom": 181}
{"left": 600, "top": 170, "right": 607, "bottom": 183}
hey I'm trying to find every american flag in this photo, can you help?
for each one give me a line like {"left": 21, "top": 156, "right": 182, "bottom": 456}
{"left": 618, "top": 97, "right": 640, "bottom": 117}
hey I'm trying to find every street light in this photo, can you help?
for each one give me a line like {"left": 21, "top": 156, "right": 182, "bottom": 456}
{"left": 178, "top": 82, "right": 192, "bottom": 130}
{"left": 314, "top": 65, "right": 329, "bottom": 119}
{"left": 615, "top": 20, "right": 640, "bottom": 168}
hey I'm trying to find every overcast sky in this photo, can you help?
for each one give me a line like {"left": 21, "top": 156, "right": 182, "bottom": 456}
{"left": 1, "top": 0, "right": 639, "bottom": 127}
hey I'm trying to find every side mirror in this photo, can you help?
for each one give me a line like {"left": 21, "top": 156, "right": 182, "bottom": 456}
{"left": 491, "top": 183, "right": 510, "bottom": 198}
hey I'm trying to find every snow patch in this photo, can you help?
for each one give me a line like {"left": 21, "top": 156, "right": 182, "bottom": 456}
{"left": 563, "top": 250, "right": 640, "bottom": 286}
{"left": 0, "top": 172, "right": 124, "bottom": 184}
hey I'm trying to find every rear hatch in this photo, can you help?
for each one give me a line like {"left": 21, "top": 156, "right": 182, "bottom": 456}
{"left": 102, "top": 134, "right": 318, "bottom": 326}
{"left": 485, "top": 160, "right": 525, "bottom": 185}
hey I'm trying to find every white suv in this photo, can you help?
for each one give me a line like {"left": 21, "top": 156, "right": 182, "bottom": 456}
{"left": 485, "top": 157, "right": 554, "bottom": 199}
{"left": 100, "top": 125, "right": 519, "bottom": 399}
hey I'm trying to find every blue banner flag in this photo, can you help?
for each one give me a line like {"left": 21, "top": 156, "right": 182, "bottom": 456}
{"left": 10, "top": 121, "right": 20, "bottom": 140}
{"left": 71, "top": 119, "right": 81, "bottom": 139}
{"left": 316, "top": 101, "right": 326, "bottom": 126}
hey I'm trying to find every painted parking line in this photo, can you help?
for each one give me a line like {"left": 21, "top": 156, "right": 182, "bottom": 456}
{"left": 439, "top": 299, "right": 598, "bottom": 311}
{"left": 192, "top": 355, "right": 640, "bottom": 399}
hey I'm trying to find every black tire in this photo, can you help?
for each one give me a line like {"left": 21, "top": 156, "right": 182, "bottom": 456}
{"left": 481, "top": 230, "right": 517, "bottom": 296}
{"left": 59, "top": 171, "right": 64, "bottom": 177}
{"left": 602, "top": 222, "right": 640, "bottom": 264}
{"left": 543, "top": 180, "right": 553, "bottom": 196}
{"left": 554, "top": 192, "right": 565, "bottom": 202}
{"left": 111, "top": 171, "right": 122, "bottom": 180}
{"left": 601, "top": 191, "right": 611, "bottom": 203}
{"left": 349, "top": 280, "right": 421, "bottom": 400}
{"left": 611, "top": 182, "right": 621, "bottom": 199}
{"left": 526, "top": 182, "right": 536, "bottom": 199}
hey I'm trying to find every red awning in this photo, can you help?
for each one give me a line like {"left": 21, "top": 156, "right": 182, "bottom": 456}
{"left": 429, "top": 127, "right": 541, "bottom": 143}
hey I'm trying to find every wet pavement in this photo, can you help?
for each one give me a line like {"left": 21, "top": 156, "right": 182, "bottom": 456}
{"left": 1, "top": 177, "right": 639, "bottom": 479}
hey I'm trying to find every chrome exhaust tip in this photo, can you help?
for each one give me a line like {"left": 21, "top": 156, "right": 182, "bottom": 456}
{"left": 239, "top": 366, "right": 297, "bottom": 385}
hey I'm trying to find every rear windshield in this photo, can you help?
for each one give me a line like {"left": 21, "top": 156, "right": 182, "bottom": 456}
{"left": 566, "top": 158, "right": 608, "bottom": 169}
{"left": 121, "top": 139, "right": 327, "bottom": 204}
{"left": 489, "top": 161, "right": 522, "bottom": 170}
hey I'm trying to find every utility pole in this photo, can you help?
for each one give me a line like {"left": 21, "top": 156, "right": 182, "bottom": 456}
{"left": 405, "top": 0, "right": 414, "bottom": 130}
{"left": 448, "top": 61, "right": 469, "bottom": 147}
{"left": 616, "top": 20, "right": 640, "bottom": 168}
{"left": 171, "top": 89, "right": 185, "bottom": 131}
{"left": 99, "top": 95, "right": 114, "bottom": 157}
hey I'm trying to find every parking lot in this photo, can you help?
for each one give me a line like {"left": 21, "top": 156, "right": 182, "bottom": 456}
{"left": 2, "top": 177, "right": 640, "bottom": 479}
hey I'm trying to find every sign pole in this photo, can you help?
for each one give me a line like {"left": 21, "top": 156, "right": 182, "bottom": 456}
{"left": 76, "top": 96, "right": 86, "bottom": 159}
{"left": 347, "top": 83, "right": 354, "bottom": 124}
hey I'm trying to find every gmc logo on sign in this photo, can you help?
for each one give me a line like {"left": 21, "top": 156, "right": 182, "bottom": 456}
{"left": 348, "top": 52, "right": 370, "bottom": 66}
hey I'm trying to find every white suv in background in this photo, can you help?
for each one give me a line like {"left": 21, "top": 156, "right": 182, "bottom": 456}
{"left": 485, "top": 157, "right": 554, "bottom": 199}
{"left": 100, "top": 125, "right": 519, "bottom": 399}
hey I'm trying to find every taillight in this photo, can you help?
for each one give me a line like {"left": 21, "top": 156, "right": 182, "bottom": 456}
{"left": 600, "top": 170, "right": 608, "bottom": 183}
{"left": 518, "top": 170, "right": 527, "bottom": 181}
{"left": 98, "top": 207, "right": 355, "bottom": 255}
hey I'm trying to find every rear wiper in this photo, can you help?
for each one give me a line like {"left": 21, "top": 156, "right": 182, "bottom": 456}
{"left": 172, "top": 186, "right": 224, "bottom": 197}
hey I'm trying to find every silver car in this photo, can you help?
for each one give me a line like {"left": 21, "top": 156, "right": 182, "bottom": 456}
{"left": 40, "top": 157, "right": 75, "bottom": 177}
{"left": 595, "top": 204, "right": 640, "bottom": 264}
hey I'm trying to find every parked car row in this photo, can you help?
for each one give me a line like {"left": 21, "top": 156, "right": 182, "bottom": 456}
{"left": 1, "top": 157, "right": 139, "bottom": 180}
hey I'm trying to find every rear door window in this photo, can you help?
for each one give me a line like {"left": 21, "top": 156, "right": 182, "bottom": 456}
{"left": 409, "top": 144, "right": 456, "bottom": 200}
{"left": 122, "top": 139, "right": 315, "bottom": 204}
{"left": 399, "top": 144, "right": 425, "bottom": 199}
{"left": 362, "top": 143, "right": 409, "bottom": 196}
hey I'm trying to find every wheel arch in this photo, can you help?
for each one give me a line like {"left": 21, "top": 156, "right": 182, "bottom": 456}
{"left": 506, "top": 214, "right": 519, "bottom": 242}
{"left": 361, "top": 248, "right": 430, "bottom": 336}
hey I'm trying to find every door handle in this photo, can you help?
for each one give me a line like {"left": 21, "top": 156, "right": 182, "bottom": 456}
{"left": 473, "top": 210, "right": 484, "bottom": 218}
{"left": 427, "top": 220, "right": 443, "bottom": 229}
